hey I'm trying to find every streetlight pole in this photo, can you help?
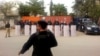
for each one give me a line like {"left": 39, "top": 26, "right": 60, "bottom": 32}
{"left": 50, "top": 0, "right": 53, "bottom": 16}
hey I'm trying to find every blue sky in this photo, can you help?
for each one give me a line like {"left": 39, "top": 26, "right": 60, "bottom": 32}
{"left": 0, "top": 0, "right": 75, "bottom": 14}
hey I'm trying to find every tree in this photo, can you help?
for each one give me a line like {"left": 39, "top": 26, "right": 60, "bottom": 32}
{"left": 18, "top": 0, "right": 45, "bottom": 17}
{"left": 0, "top": 2, "right": 15, "bottom": 19}
{"left": 18, "top": 3, "right": 31, "bottom": 17}
{"left": 53, "top": 4, "right": 67, "bottom": 16}
{"left": 69, "top": 13, "right": 75, "bottom": 18}
{"left": 73, "top": 0, "right": 86, "bottom": 17}
{"left": 73, "top": 0, "right": 100, "bottom": 20}
{"left": 28, "top": 0, "right": 45, "bottom": 16}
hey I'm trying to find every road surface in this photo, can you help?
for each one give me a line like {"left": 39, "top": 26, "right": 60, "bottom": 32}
{"left": 0, "top": 30, "right": 100, "bottom": 56}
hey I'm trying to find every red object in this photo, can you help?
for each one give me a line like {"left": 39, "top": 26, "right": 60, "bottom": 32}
{"left": 22, "top": 16, "right": 72, "bottom": 24}
{"left": 45, "top": 16, "right": 72, "bottom": 24}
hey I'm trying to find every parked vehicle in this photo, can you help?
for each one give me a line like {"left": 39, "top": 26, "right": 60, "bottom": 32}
{"left": 78, "top": 18, "right": 92, "bottom": 31}
{"left": 83, "top": 22, "right": 100, "bottom": 34}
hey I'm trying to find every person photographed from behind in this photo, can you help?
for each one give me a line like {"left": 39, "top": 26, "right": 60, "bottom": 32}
{"left": 5, "top": 21, "right": 11, "bottom": 38}
{"left": 47, "top": 19, "right": 52, "bottom": 25}
{"left": 60, "top": 21, "right": 64, "bottom": 36}
{"left": 28, "top": 20, "right": 32, "bottom": 35}
{"left": 19, "top": 20, "right": 58, "bottom": 56}
{"left": 53, "top": 19, "right": 60, "bottom": 32}
{"left": 20, "top": 20, "right": 25, "bottom": 35}
{"left": 54, "top": 19, "right": 60, "bottom": 25}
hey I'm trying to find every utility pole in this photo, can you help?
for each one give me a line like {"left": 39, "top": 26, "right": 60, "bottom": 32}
{"left": 50, "top": 0, "right": 53, "bottom": 16}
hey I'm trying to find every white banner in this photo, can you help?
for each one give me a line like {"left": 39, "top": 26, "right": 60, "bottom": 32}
{"left": 48, "top": 25, "right": 53, "bottom": 33}
{"left": 31, "top": 25, "right": 36, "bottom": 35}
{"left": 71, "top": 25, "right": 77, "bottom": 37}
{"left": 15, "top": 25, "right": 20, "bottom": 36}
{"left": 55, "top": 25, "right": 60, "bottom": 36}
{"left": 63, "top": 25, "right": 70, "bottom": 37}
{"left": 24, "top": 25, "right": 30, "bottom": 36}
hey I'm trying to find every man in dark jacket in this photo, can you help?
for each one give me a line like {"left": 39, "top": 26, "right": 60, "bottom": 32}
{"left": 53, "top": 19, "right": 60, "bottom": 25}
{"left": 5, "top": 22, "right": 10, "bottom": 37}
{"left": 20, "top": 20, "right": 25, "bottom": 35}
{"left": 47, "top": 19, "right": 52, "bottom": 25}
{"left": 19, "top": 20, "right": 58, "bottom": 56}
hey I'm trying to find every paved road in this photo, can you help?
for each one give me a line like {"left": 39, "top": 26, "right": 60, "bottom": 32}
{"left": 0, "top": 30, "right": 100, "bottom": 56}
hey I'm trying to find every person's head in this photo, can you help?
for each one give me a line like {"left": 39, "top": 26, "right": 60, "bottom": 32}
{"left": 37, "top": 20, "right": 48, "bottom": 31}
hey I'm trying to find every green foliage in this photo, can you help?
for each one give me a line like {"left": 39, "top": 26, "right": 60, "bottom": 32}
{"left": 18, "top": 0, "right": 45, "bottom": 17}
{"left": 53, "top": 4, "right": 67, "bottom": 16}
{"left": 19, "top": 3, "right": 31, "bottom": 17}
{"left": 28, "top": 0, "right": 44, "bottom": 16}
{"left": 69, "top": 13, "right": 75, "bottom": 18}
{"left": 73, "top": 0, "right": 100, "bottom": 20}
{"left": 0, "top": 2, "right": 15, "bottom": 19}
{"left": 18, "top": 0, "right": 68, "bottom": 16}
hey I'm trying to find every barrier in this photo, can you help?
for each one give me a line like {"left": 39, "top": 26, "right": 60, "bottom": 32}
{"left": 48, "top": 25, "right": 53, "bottom": 33}
{"left": 55, "top": 25, "right": 60, "bottom": 36}
{"left": 63, "top": 25, "right": 70, "bottom": 37}
{"left": 31, "top": 25, "right": 36, "bottom": 35}
{"left": 71, "top": 25, "right": 76, "bottom": 36}
{"left": 60, "top": 25, "right": 64, "bottom": 36}
{"left": 24, "top": 25, "right": 30, "bottom": 36}
{"left": 15, "top": 25, "right": 20, "bottom": 36}
{"left": 15, "top": 25, "right": 77, "bottom": 37}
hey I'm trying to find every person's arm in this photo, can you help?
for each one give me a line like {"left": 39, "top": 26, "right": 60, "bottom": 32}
{"left": 49, "top": 32, "right": 58, "bottom": 47}
{"left": 19, "top": 34, "right": 35, "bottom": 55}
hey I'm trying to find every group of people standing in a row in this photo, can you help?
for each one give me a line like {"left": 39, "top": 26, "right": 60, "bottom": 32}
{"left": 5, "top": 19, "right": 74, "bottom": 38}
{"left": 15, "top": 19, "right": 74, "bottom": 36}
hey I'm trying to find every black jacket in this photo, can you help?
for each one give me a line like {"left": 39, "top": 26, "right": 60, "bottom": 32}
{"left": 5, "top": 23, "right": 10, "bottom": 28}
{"left": 54, "top": 21, "right": 60, "bottom": 25}
{"left": 48, "top": 21, "right": 52, "bottom": 25}
{"left": 20, "top": 30, "right": 58, "bottom": 56}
